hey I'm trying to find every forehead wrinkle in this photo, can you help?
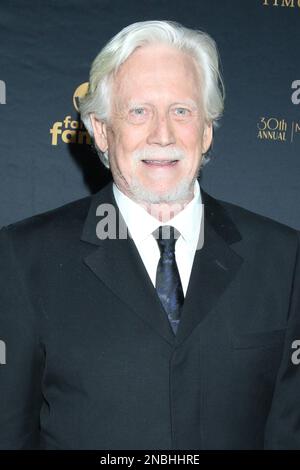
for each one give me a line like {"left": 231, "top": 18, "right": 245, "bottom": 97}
{"left": 111, "top": 45, "right": 203, "bottom": 115}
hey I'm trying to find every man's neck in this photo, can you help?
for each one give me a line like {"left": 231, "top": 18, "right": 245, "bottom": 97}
{"left": 112, "top": 181, "right": 198, "bottom": 222}
{"left": 140, "top": 197, "right": 194, "bottom": 222}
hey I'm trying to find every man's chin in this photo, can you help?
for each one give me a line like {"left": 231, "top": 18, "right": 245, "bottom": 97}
{"left": 128, "top": 179, "right": 195, "bottom": 205}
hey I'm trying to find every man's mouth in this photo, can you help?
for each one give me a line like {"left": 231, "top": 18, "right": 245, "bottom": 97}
{"left": 142, "top": 159, "right": 178, "bottom": 166}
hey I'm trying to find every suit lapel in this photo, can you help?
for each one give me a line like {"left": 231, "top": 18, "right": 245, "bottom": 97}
{"left": 80, "top": 182, "right": 244, "bottom": 347}
{"left": 81, "top": 183, "right": 176, "bottom": 346}
{"left": 175, "top": 188, "right": 243, "bottom": 345}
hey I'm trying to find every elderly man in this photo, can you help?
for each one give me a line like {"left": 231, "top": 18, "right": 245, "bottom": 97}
{"left": 0, "top": 20, "right": 300, "bottom": 450}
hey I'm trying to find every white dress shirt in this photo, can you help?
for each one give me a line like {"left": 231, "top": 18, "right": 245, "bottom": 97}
{"left": 112, "top": 181, "right": 203, "bottom": 296}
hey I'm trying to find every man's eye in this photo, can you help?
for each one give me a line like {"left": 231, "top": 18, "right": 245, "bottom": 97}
{"left": 129, "top": 107, "right": 148, "bottom": 117}
{"left": 132, "top": 108, "right": 145, "bottom": 115}
{"left": 127, "top": 107, "right": 150, "bottom": 123}
{"left": 173, "top": 107, "right": 191, "bottom": 117}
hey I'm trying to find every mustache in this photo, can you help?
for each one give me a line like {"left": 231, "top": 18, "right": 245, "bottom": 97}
{"left": 132, "top": 147, "right": 186, "bottom": 162}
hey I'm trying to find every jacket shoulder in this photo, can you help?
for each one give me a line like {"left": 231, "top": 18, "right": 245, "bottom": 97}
{"left": 202, "top": 189, "right": 299, "bottom": 248}
{"left": 0, "top": 195, "right": 92, "bottom": 246}
{"left": 222, "top": 197, "right": 296, "bottom": 237}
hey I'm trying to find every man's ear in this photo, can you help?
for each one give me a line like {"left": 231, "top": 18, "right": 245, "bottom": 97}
{"left": 202, "top": 122, "right": 213, "bottom": 155}
{"left": 90, "top": 114, "right": 108, "bottom": 152}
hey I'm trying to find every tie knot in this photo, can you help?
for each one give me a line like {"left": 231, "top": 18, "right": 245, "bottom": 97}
{"left": 153, "top": 225, "right": 180, "bottom": 255}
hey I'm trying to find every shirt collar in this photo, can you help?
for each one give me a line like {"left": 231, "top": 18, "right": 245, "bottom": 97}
{"left": 113, "top": 180, "right": 202, "bottom": 244}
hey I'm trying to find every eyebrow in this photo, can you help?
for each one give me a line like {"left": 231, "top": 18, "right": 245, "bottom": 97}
{"left": 125, "top": 100, "right": 199, "bottom": 109}
{"left": 171, "top": 100, "right": 199, "bottom": 110}
{"left": 126, "top": 101, "right": 152, "bottom": 109}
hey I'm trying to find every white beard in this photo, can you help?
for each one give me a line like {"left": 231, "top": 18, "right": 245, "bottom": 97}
{"left": 127, "top": 146, "right": 201, "bottom": 204}
{"left": 128, "top": 174, "right": 197, "bottom": 204}
{"left": 110, "top": 146, "right": 203, "bottom": 206}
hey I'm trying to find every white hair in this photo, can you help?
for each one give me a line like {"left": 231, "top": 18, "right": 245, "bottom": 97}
{"left": 79, "top": 20, "right": 225, "bottom": 168}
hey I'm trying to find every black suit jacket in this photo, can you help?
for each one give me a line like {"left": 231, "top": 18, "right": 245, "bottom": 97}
{"left": 0, "top": 182, "right": 300, "bottom": 449}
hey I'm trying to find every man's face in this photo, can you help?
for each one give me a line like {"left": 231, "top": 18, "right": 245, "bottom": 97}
{"left": 91, "top": 44, "right": 213, "bottom": 204}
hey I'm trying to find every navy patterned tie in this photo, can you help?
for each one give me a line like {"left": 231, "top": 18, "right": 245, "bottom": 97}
{"left": 154, "top": 225, "right": 184, "bottom": 335}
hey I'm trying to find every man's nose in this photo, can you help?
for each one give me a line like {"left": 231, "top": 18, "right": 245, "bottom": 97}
{"left": 147, "top": 112, "right": 176, "bottom": 146}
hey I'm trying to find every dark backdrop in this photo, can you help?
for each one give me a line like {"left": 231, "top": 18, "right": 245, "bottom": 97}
{"left": 0, "top": 0, "right": 299, "bottom": 229}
